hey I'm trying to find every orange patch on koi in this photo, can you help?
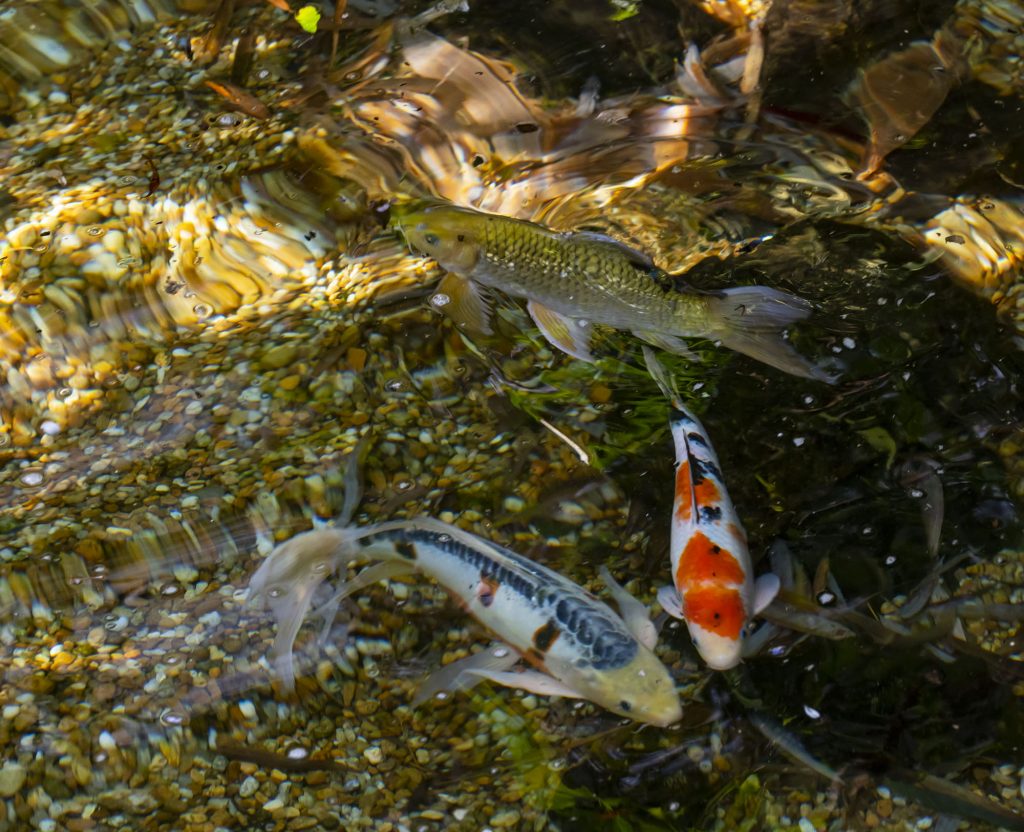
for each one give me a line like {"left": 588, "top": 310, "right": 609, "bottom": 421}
{"left": 476, "top": 576, "right": 500, "bottom": 607}
{"left": 683, "top": 585, "right": 745, "bottom": 639}
{"left": 675, "top": 461, "right": 693, "bottom": 520}
{"left": 676, "top": 531, "right": 745, "bottom": 589}
{"left": 693, "top": 477, "right": 720, "bottom": 506}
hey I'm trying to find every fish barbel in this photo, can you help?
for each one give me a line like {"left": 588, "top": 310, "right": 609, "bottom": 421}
{"left": 248, "top": 517, "right": 682, "bottom": 727}
{"left": 396, "top": 203, "right": 832, "bottom": 381}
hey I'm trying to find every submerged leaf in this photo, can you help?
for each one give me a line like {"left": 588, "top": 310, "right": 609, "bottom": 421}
{"left": 850, "top": 31, "right": 962, "bottom": 175}
{"left": 608, "top": 0, "right": 640, "bottom": 22}
{"left": 295, "top": 4, "right": 321, "bottom": 33}
{"left": 857, "top": 426, "right": 897, "bottom": 468}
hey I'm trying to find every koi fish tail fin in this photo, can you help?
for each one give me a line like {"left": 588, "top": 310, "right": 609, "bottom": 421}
{"left": 247, "top": 526, "right": 384, "bottom": 691}
{"left": 706, "top": 287, "right": 838, "bottom": 383}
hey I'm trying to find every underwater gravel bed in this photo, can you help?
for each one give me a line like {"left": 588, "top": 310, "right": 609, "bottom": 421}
{"left": 0, "top": 0, "right": 1022, "bottom": 831}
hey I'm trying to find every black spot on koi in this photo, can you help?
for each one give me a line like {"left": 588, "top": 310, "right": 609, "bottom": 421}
{"left": 532, "top": 619, "right": 561, "bottom": 653}
{"left": 699, "top": 505, "right": 723, "bottom": 522}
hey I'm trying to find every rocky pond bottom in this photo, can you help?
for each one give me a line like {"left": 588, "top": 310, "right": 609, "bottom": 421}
{"left": 0, "top": 0, "right": 1023, "bottom": 830}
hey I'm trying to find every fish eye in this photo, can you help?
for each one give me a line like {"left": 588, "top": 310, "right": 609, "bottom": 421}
{"left": 618, "top": 700, "right": 632, "bottom": 712}
{"left": 423, "top": 233, "right": 440, "bottom": 247}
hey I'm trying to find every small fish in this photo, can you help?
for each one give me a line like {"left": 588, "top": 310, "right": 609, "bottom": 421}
{"left": 749, "top": 712, "right": 843, "bottom": 783}
{"left": 248, "top": 518, "right": 682, "bottom": 727}
{"left": 396, "top": 203, "right": 833, "bottom": 381}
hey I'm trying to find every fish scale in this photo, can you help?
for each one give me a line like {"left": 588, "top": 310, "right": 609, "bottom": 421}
{"left": 479, "top": 215, "right": 683, "bottom": 329}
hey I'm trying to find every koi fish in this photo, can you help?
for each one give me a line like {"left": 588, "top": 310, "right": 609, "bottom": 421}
{"left": 395, "top": 203, "right": 834, "bottom": 381}
{"left": 656, "top": 405, "right": 780, "bottom": 669}
{"left": 248, "top": 517, "right": 682, "bottom": 727}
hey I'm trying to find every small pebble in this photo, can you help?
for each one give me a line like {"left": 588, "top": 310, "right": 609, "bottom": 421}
{"left": 239, "top": 775, "right": 259, "bottom": 798}
{"left": 0, "top": 763, "right": 26, "bottom": 797}
{"left": 490, "top": 810, "right": 521, "bottom": 828}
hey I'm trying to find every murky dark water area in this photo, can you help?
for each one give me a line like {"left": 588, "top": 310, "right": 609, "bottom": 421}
{"left": 1, "top": 0, "right": 1023, "bottom": 830}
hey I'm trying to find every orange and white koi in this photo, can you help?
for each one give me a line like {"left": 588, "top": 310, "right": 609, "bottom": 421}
{"left": 248, "top": 518, "right": 682, "bottom": 726}
{"left": 656, "top": 405, "right": 780, "bottom": 669}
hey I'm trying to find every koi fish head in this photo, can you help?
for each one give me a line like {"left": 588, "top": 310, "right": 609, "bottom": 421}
{"left": 687, "top": 623, "right": 744, "bottom": 671}
{"left": 677, "top": 572, "right": 779, "bottom": 670}
{"left": 395, "top": 205, "right": 485, "bottom": 273}
{"left": 549, "top": 648, "right": 682, "bottom": 727}
{"left": 681, "top": 583, "right": 748, "bottom": 670}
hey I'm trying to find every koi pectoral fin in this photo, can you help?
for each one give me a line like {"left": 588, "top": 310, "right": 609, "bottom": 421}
{"left": 598, "top": 566, "right": 658, "bottom": 650}
{"left": 433, "top": 272, "right": 493, "bottom": 334}
{"left": 413, "top": 642, "right": 519, "bottom": 707}
{"left": 752, "top": 572, "right": 781, "bottom": 616}
{"left": 462, "top": 668, "right": 587, "bottom": 700}
{"left": 657, "top": 585, "right": 685, "bottom": 620}
{"left": 527, "top": 300, "right": 594, "bottom": 362}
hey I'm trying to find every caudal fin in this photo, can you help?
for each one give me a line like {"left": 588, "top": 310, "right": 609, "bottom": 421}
{"left": 706, "top": 287, "right": 837, "bottom": 383}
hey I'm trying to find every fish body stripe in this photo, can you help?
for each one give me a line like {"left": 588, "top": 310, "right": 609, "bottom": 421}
{"left": 669, "top": 407, "right": 753, "bottom": 643}
{"left": 358, "top": 526, "right": 637, "bottom": 670}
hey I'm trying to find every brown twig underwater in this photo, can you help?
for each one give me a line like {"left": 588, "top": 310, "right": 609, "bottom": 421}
{"left": 204, "top": 80, "right": 272, "bottom": 120}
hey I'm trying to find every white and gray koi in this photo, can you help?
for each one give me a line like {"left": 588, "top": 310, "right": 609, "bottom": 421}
{"left": 248, "top": 517, "right": 682, "bottom": 726}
